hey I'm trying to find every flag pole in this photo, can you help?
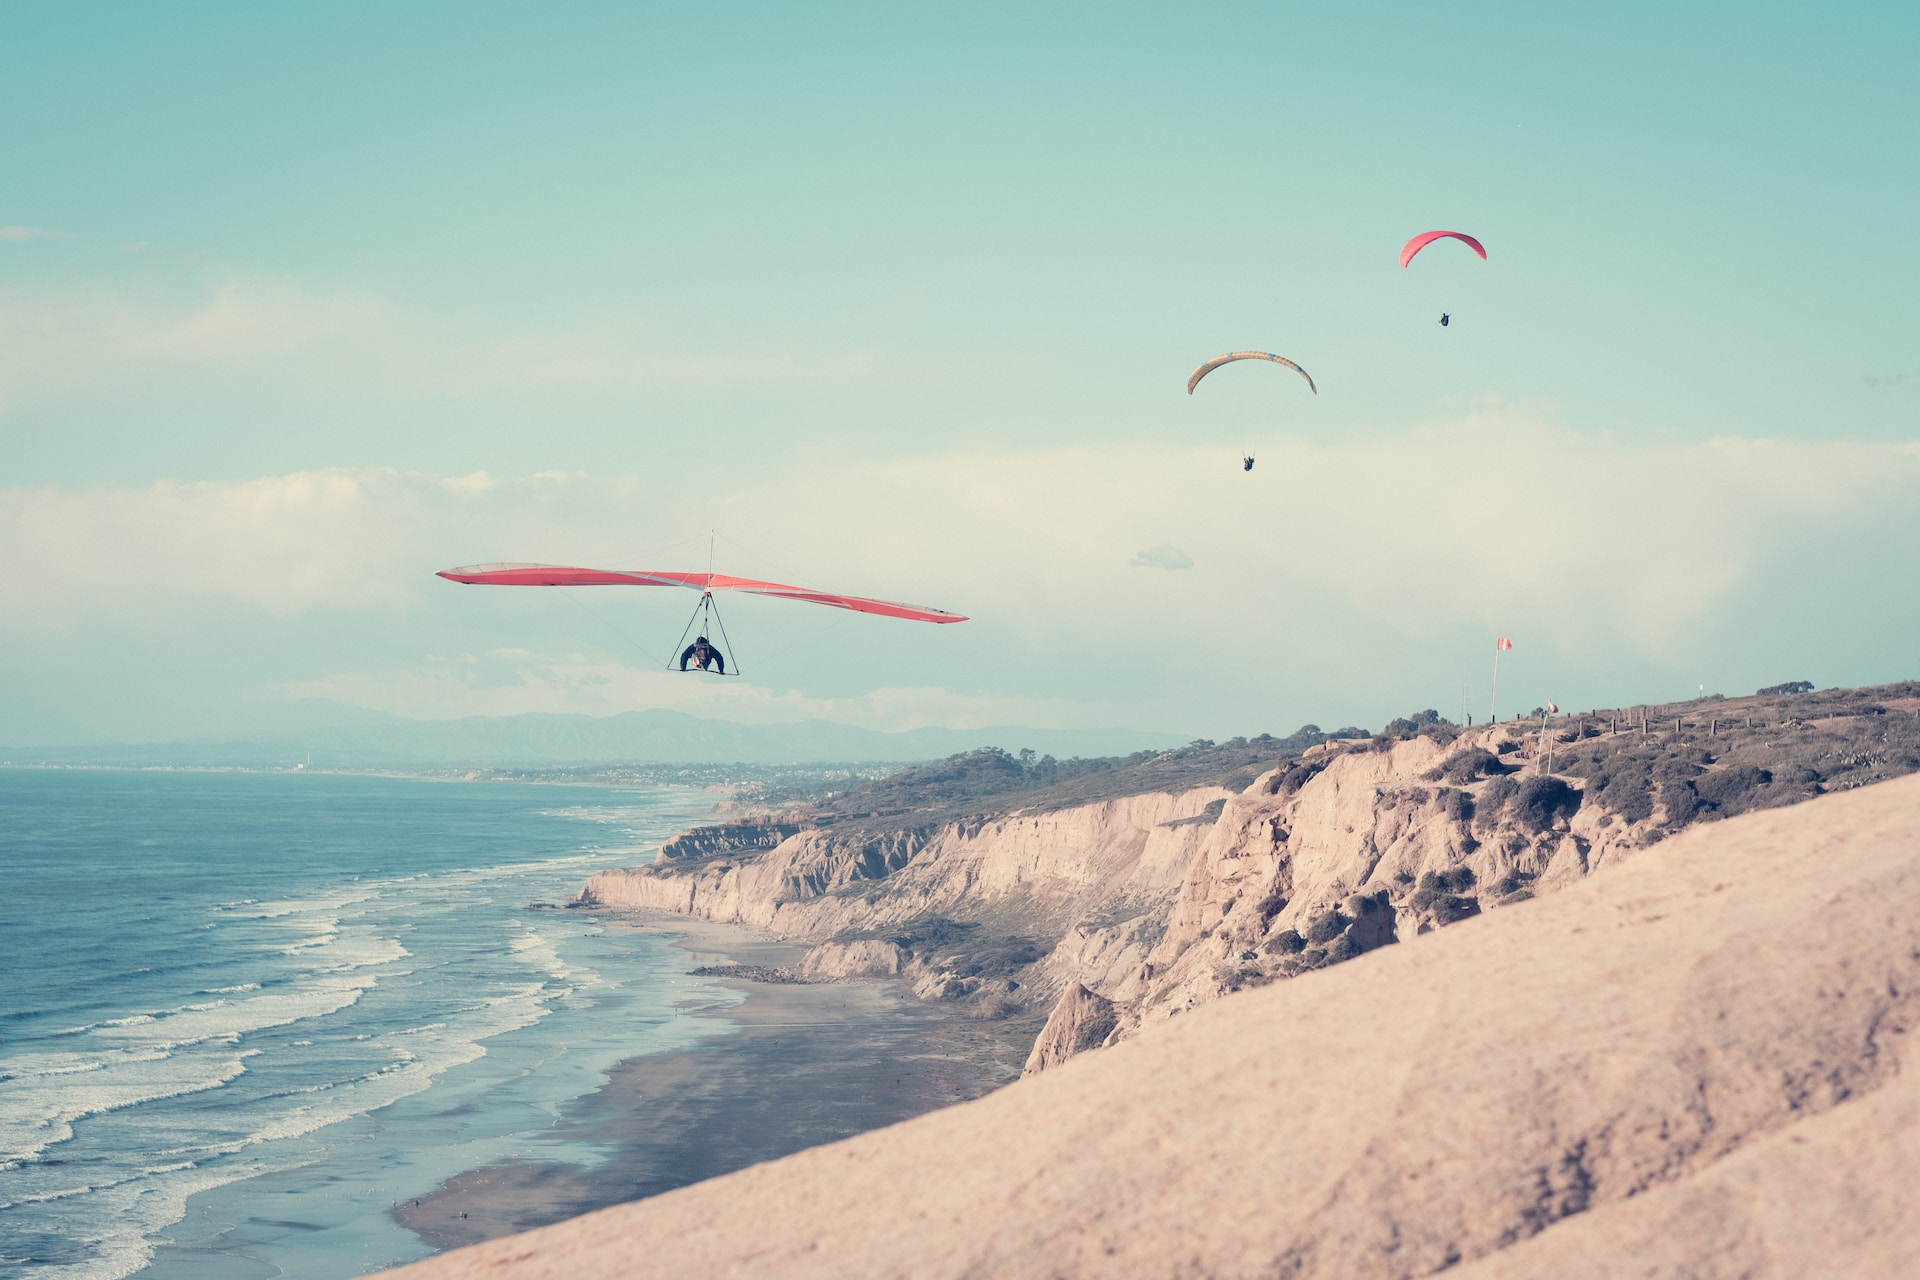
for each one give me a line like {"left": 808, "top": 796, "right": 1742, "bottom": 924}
{"left": 1490, "top": 637, "right": 1511, "bottom": 723}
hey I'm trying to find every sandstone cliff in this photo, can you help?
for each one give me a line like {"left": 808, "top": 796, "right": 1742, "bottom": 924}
{"left": 579, "top": 684, "right": 1920, "bottom": 1074}
{"left": 392, "top": 765, "right": 1920, "bottom": 1280}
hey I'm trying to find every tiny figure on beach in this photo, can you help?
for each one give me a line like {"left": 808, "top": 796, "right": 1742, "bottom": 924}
{"left": 1243, "top": 456, "right": 1255, "bottom": 472}
{"left": 1439, "top": 312, "right": 1450, "bottom": 327}
{"left": 679, "top": 636, "right": 726, "bottom": 674}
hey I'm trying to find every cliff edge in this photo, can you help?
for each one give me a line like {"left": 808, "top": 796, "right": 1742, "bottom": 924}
{"left": 389, "top": 761, "right": 1920, "bottom": 1279}
{"left": 580, "top": 684, "right": 1920, "bottom": 1074}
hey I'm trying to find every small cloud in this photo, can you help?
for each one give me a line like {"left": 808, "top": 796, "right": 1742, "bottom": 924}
{"left": 117, "top": 241, "right": 152, "bottom": 253}
{"left": 1131, "top": 545, "right": 1194, "bottom": 570}
{"left": 441, "top": 471, "right": 498, "bottom": 497}
{"left": 0, "top": 225, "right": 52, "bottom": 243}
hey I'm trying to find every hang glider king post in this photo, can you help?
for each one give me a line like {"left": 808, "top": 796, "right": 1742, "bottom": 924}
{"left": 436, "top": 562, "right": 968, "bottom": 677}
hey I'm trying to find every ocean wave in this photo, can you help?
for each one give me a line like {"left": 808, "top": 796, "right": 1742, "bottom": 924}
{"left": 0, "top": 1047, "right": 259, "bottom": 1168}
{"left": 18, "top": 1162, "right": 262, "bottom": 1280}
{"left": 2, "top": 775, "right": 709, "bottom": 1280}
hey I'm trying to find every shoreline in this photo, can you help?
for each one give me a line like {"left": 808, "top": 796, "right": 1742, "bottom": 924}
{"left": 392, "top": 910, "right": 1040, "bottom": 1253}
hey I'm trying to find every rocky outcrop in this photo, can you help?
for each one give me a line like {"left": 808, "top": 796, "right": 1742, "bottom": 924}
{"left": 1021, "top": 984, "right": 1117, "bottom": 1076}
{"left": 796, "top": 939, "right": 906, "bottom": 979}
{"left": 656, "top": 819, "right": 806, "bottom": 861}
{"left": 391, "top": 770, "right": 1920, "bottom": 1280}
{"left": 582, "top": 789, "right": 1228, "bottom": 1009}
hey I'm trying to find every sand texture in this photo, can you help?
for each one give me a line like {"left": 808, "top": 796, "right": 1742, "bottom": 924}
{"left": 384, "top": 771, "right": 1920, "bottom": 1279}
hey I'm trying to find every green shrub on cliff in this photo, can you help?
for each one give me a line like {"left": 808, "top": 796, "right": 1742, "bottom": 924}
{"left": 1264, "top": 928, "right": 1306, "bottom": 955}
{"left": 1427, "top": 748, "right": 1510, "bottom": 786}
{"left": 1303, "top": 910, "right": 1351, "bottom": 945}
{"left": 1511, "top": 777, "right": 1581, "bottom": 833}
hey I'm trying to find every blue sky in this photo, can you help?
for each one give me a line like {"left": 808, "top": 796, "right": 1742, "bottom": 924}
{"left": 3, "top": 3, "right": 1917, "bottom": 746}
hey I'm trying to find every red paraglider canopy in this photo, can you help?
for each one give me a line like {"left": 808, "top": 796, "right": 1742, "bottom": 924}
{"left": 436, "top": 564, "right": 967, "bottom": 624}
{"left": 1399, "top": 230, "right": 1487, "bottom": 269}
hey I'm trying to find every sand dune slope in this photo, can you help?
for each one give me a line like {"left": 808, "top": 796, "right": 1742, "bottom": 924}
{"left": 387, "top": 774, "right": 1920, "bottom": 1280}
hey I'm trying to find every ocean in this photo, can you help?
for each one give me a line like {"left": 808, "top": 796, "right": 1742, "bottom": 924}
{"left": 0, "top": 768, "right": 733, "bottom": 1280}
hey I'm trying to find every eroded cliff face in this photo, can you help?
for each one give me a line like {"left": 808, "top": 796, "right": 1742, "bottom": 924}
{"left": 583, "top": 788, "right": 1227, "bottom": 1007}
{"left": 582, "top": 725, "right": 1671, "bottom": 1071}
{"left": 1112, "top": 728, "right": 1649, "bottom": 1041}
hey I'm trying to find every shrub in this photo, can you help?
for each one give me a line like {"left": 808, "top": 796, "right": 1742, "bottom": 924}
{"left": 1303, "top": 910, "right": 1351, "bottom": 944}
{"left": 1660, "top": 780, "right": 1700, "bottom": 825}
{"left": 1269, "top": 759, "right": 1327, "bottom": 797}
{"left": 1478, "top": 774, "right": 1518, "bottom": 820}
{"left": 1427, "top": 748, "right": 1509, "bottom": 785}
{"left": 1321, "top": 934, "right": 1361, "bottom": 964}
{"left": 1254, "top": 890, "right": 1289, "bottom": 923}
{"left": 1492, "top": 868, "right": 1535, "bottom": 896}
{"left": 1653, "top": 755, "right": 1705, "bottom": 784}
{"left": 1420, "top": 867, "right": 1477, "bottom": 895}
{"left": 1510, "top": 776, "right": 1581, "bottom": 833}
{"left": 1590, "top": 765, "right": 1654, "bottom": 823}
{"left": 1410, "top": 868, "right": 1476, "bottom": 914}
{"left": 1438, "top": 788, "right": 1475, "bottom": 822}
{"left": 1265, "top": 929, "right": 1306, "bottom": 955}
{"left": 1757, "top": 681, "right": 1814, "bottom": 695}
{"left": 1695, "top": 765, "right": 1772, "bottom": 814}
{"left": 1430, "top": 895, "right": 1481, "bottom": 925}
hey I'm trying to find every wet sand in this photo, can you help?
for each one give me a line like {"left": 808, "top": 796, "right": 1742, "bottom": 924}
{"left": 393, "top": 913, "right": 1040, "bottom": 1252}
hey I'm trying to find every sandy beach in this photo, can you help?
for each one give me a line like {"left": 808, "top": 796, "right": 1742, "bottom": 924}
{"left": 393, "top": 911, "right": 1039, "bottom": 1252}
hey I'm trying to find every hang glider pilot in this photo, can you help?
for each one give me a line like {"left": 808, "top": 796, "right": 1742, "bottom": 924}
{"left": 680, "top": 635, "right": 726, "bottom": 674}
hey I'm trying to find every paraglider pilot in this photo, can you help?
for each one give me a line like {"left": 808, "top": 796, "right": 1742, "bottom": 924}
{"left": 1439, "top": 313, "right": 1450, "bottom": 327}
{"left": 680, "top": 636, "right": 726, "bottom": 674}
{"left": 1242, "top": 456, "right": 1255, "bottom": 472}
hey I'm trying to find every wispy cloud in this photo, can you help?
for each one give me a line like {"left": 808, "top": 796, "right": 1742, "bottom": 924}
{"left": 5, "top": 418, "right": 1918, "bottom": 738}
{"left": 1131, "top": 545, "right": 1193, "bottom": 570}
{"left": 0, "top": 225, "right": 53, "bottom": 243}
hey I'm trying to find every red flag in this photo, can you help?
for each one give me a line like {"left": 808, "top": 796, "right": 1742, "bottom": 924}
{"left": 1495, "top": 637, "right": 1513, "bottom": 651}
{"left": 1546, "top": 702, "right": 1560, "bottom": 714}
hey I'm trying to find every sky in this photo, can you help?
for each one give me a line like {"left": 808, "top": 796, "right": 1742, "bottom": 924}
{"left": 3, "top": 2, "right": 1917, "bottom": 747}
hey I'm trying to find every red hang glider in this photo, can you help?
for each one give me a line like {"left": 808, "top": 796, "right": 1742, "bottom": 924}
{"left": 436, "top": 563, "right": 968, "bottom": 625}
{"left": 439, "top": 561, "right": 965, "bottom": 676}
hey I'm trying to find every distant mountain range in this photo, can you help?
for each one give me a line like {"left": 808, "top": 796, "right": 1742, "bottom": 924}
{"left": 1, "top": 704, "right": 1187, "bottom": 768}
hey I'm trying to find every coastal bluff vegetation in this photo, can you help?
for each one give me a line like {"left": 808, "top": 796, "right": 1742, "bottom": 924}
{"left": 576, "top": 680, "right": 1920, "bottom": 1075}
{"left": 391, "top": 678, "right": 1920, "bottom": 1279}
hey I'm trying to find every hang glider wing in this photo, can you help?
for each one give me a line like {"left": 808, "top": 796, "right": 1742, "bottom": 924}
{"left": 1186, "top": 351, "right": 1318, "bottom": 396}
{"left": 436, "top": 564, "right": 967, "bottom": 624}
{"left": 1399, "top": 229, "right": 1487, "bottom": 269}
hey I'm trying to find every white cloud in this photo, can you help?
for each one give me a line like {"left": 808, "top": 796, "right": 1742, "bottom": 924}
{"left": 0, "top": 225, "right": 52, "bottom": 242}
{"left": 4, "top": 417, "right": 1918, "bottom": 739}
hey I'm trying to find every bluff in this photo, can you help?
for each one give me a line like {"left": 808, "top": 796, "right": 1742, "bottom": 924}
{"left": 581, "top": 682, "right": 1920, "bottom": 1074}
{"left": 394, "top": 742, "right": 1920, "bottom": 1280}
